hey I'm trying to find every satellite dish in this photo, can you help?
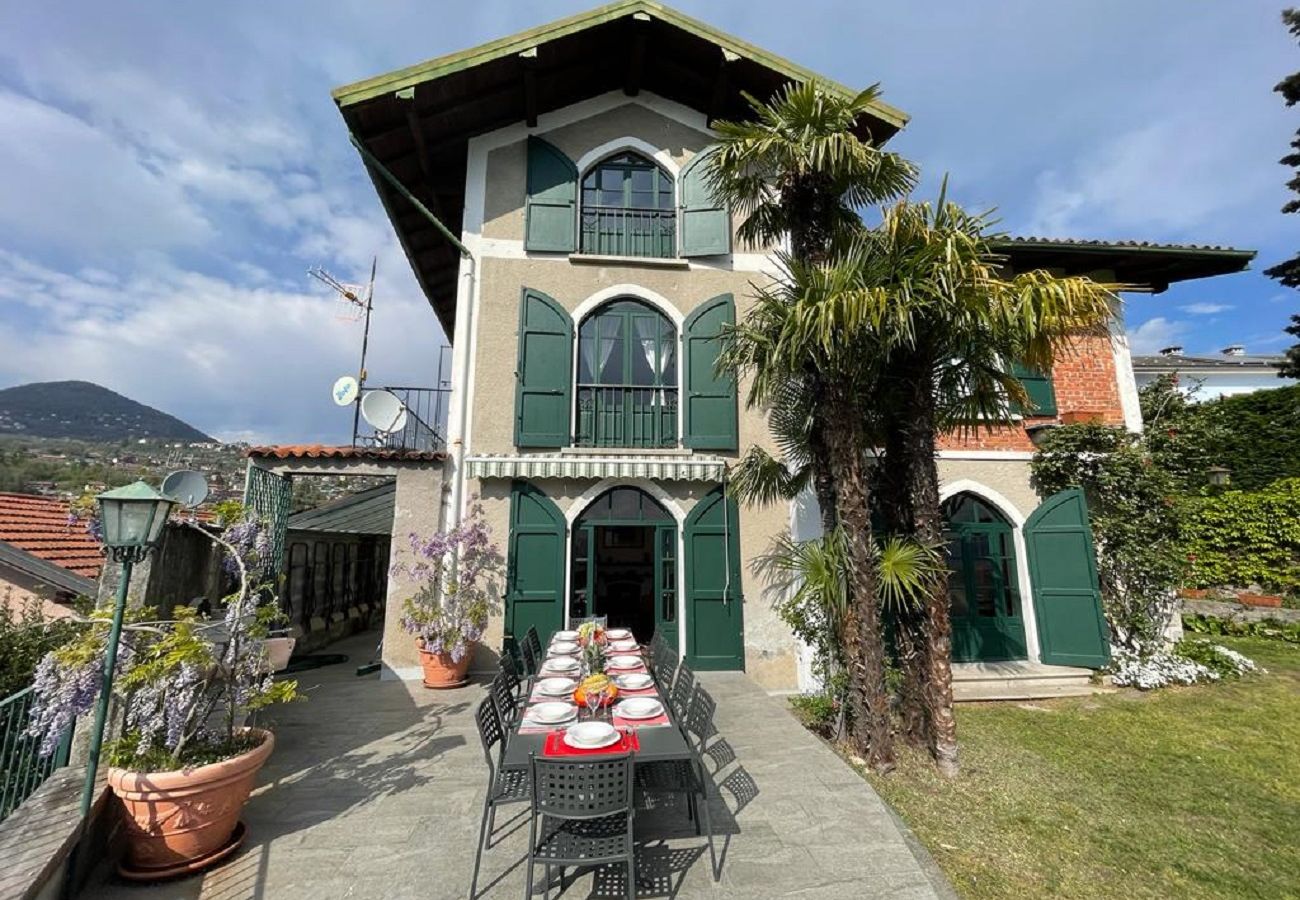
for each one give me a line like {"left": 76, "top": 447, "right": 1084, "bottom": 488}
{"left": 161, "top": 470, "right": 210, "bottom": 509}
{"left": 360, "top": 390, "right": 408, "bottom": 434}
{"left": 331, "top": 375, "right": 359, "bottom": 407}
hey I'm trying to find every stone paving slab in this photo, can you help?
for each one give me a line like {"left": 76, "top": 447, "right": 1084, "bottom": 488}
{"left": 85, "top": 631, "right": 952, "bottom": 900}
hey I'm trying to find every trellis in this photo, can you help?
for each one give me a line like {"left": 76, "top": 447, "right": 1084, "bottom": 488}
{"left": 243, "top": 465, "right": 293, "bottom": 572}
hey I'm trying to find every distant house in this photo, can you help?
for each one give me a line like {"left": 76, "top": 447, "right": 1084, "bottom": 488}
{"left": 1131, "top": 345, "right": 1294, "bottom": 400}
{"left": 0, "top": 493, "right": 101, "bottom": 617}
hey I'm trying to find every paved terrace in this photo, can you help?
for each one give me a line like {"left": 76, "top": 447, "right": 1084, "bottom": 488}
{"left": 89, "top": 631, "right": 952, "bottom": 900}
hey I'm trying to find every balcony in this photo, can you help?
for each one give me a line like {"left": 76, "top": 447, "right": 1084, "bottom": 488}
{"left": 575, "top": 384, "right": 678, "bottom": 449}
{"left": 352, "top": 385, "right": 450, "bottom": 454}
{"left": 579, "top": 206, "right": 677, "bottom": 259}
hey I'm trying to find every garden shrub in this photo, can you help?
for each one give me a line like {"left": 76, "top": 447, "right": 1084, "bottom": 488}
{"left": 789, "top": 692, "right": 838, "bottom": 737}
{"left": 1109, "top": 641, "right": 1260, "bottom": 690}
{"left": 1183, "top": 613, "right": 1300, "bottom": 644}
{"left": 1179, "top": 478, "right": 1300, "bottom": 594}
{"left": 0, "top": 592, "right": 83, "bottom": 697}
{"left": 1175, "top": 639, "right": 1264, "bottom": 679}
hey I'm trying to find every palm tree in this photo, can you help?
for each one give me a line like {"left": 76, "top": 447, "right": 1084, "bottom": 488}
{"left": 856, "top": 189, "right": 1119, "bottom": 776}
{"left": 709, "top": 83, "right": 915, "bottom": 772}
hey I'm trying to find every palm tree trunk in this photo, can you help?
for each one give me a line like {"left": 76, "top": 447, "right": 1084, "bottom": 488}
{"left": 821, "top": 387, "right": 894, "bottom": 774}
{"left": 882, "top": 353, "right": 958, "bottom": 776}
{"left": 804, "top": 373, "right": 840, "bottom": 536}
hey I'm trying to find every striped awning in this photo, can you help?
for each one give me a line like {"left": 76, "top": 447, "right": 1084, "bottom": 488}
{"left": 465, "top": 453, "right": 726, "bottom": 482}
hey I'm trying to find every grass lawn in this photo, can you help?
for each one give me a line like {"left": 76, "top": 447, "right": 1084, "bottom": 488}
{"left": 862, "top": 637, "right": 1300, "bottom": 900}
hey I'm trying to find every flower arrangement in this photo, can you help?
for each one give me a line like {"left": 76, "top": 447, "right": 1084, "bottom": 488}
{"left": 394, "top": 501, "right": 502, "bottom": 664}
{"left": 27, "top": 515, "right": 298, "bottom": 771}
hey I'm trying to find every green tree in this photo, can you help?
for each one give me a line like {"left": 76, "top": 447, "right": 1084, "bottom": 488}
{"left": 710, "top": 82, "right": 915, "bottom": 772}
{"left": 1265, "top": 9, "right": 1300, "bottom": 376}
{"left": 854, "top": 192, "right": 1118, "bottom": 775}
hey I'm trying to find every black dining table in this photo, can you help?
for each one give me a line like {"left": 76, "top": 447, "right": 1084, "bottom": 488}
{"left": 501, "top": 653, "right": 693, "bottom": 772}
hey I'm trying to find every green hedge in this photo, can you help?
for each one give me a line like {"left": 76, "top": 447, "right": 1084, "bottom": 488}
{"left": 1180, "top": 478, "right": 1300, "bottom": 593}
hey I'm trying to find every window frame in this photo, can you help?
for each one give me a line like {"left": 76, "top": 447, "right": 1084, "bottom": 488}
{"left": 578, "top": 150, "right": 678, "bottom": 259}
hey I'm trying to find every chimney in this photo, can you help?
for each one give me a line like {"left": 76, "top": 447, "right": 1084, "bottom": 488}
{"left": 1221, "top": 344, "right": 1245, "bottom": 357}
{"left": 1158, "top": 345, "right": 1184, "bottom": 357}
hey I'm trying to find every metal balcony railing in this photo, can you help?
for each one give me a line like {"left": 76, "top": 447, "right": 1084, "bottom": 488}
{"left": 353, "top": 385, "right": 451, "bottom": 454}
{"left": 579, "top": 206, "right": 676, "bottom": 259}
{"left": 1, "top": 686, "right": 72, "bottom": 821}
{"left": 575, "top": 384, "right": 678, "bottom": 449}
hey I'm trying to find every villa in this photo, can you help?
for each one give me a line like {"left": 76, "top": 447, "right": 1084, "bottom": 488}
{"left": 247, "top": 0, "right": 1254, "bottom": 696}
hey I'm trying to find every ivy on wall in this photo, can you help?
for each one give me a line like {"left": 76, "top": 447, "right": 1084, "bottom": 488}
{"left": 1180, "top": 478, "right": 1300, "bottom": 594}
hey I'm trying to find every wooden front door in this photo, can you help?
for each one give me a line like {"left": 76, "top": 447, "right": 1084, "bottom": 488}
{"left": 1025, "top": 489, "right": 1111, "bottom": 668}
{"left": 684, "top": 486, "right": 744, "bottom": 670}
{"left": 943, "top": 493, "right": 1028, "bottom": 663}
{"left": 505, "top": 481, "right": 566, "bottom": 653}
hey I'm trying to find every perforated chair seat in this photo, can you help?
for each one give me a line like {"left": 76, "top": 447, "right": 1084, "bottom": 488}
{"left": 635, "top": 758, "right": 701, "bottom": 793}
{"left": 533, "top": 813, "right": 634, "bottom": 863}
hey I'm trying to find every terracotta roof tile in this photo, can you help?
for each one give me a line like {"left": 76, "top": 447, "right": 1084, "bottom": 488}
{"left": 0, "top": 493, "right": 103, "bottom": 579}
{"left": 246, "top": 444, "right": 447, "bottom": 462}
{"left": 995, "top": 236, "right": 1254, "bottom": 255}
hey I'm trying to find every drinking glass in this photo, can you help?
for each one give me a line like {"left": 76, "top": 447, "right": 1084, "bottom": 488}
{"left": 585, "top": 686, "right": 602, "bottom": 721}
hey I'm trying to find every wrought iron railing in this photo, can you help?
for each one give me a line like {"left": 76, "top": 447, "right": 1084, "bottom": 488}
{"left": 580, "top": 206, "right": 676, "bottom": 259}
{"left": 1, "top": 686, "right": 72, "bottom": 822}
{"left": 353, "top": 385, "right": 450, "bottom": 454}
{"left": 575, "top": 384, "right": 678, "bottom": 448}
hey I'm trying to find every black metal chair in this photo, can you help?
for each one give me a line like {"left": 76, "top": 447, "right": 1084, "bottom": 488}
{"left": 520, "top": 636, "right": 540, "bottom": 680}
{"left": 489, "top": 671, "right": 519, "bottom": 732}
{"left": 668, "top": 659, "right": 695, "bottom": 723}
{"left": 634, "top": 687, "right": 719, "bottom": 880}
{"left": 647, "top": 633, "right": 668, "bottom": 675}
{"left": 498, "top": 654, "right": 527, "bottom": 707}
{"left": 469, "top": 698, "right": 531, "bottom": 899}
{"left": 654, "top": 646, "right": 678, "bottom": 693}
{"left": 527, "top": 752, "right": 636, "bottom": 900}
{"left": 525, "top": 625, "right": 544, "bottom": 665}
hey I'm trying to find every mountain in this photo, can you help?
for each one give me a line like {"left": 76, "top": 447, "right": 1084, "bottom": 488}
{"left": 0, "top": 381, "right": 214, "bottom": 442}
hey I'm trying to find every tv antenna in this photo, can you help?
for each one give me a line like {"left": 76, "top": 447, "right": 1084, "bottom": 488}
{"left": 310, "top": 257, "right": 377, "bottom": 445}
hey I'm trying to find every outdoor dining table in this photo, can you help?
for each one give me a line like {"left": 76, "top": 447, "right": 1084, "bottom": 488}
{"left": 500, "top": 642, "right": 694, "bottom": 772}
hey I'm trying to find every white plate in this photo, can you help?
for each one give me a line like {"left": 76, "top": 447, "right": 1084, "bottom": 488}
{"left": 614, "top": 698, "right": 663, "bottom": 720}
{"left": 608, "top": 639, "right": 638, "bottom": 652}
{"left": 564, "top": 721, "right": 618, "bottom": 748}
{"left": 529, "top": 701, "right": 577, "bottom": 725}
{"left": 605, "top": 628, "right": 632, "bottom": 640}
{"left": 541, "top": 658, "right": 579, "bottom": 673}
{"left": 553, "top": 630, "right": 579, "bottom": 641}
{"left": 606, "top": 655, "right": 642, "bottom": 670}
{"left": 536, "top": 677, "right": 577, "bottom": 697}
{"left": 550, "top": 641, "right": 579, "bottom": 655}
{"left": 613, "top": 673, "right": 654, "bottom": 691}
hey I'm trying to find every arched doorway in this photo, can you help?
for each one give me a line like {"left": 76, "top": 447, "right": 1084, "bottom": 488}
{"left": 570, "top": 486, "right": 677, "bottom": 646}
{"left": 943, "top": 492, "right": 1028, "bottom": 662}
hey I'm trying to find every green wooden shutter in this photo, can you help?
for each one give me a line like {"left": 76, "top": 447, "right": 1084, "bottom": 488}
{"left": 505, "top": 481, "right": 566, "bottom": 655}
{"left": 525, "top": 137, "right": 577, "bottom": 252}
{"left": 1025, "top": 489, "right": 1111, "bottom": 668}
{"left": 515, "top": 288, "right": 573, "bottom": 448}
{"left": 684, "top": 486, "right": 744, "bottom": 670}
{"left": 679, "top": 147, "right": 729, "bottom": 257}
{"left": 1011, "top": 363, "right": 1057, "bottom": 416}
{"left": 683, "top": 294, "right": 738, "bottom": 450}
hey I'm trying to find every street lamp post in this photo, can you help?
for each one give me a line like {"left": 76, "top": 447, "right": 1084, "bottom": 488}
{"left": 78, "top": 481, "right": 176, "bottom": 818}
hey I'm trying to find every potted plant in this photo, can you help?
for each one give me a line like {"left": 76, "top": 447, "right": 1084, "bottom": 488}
{"left": 395, "top": 501, "right": 502, "bottom": 689}
{"left": 26, "top": 515, "right": 298, "bottom": 879}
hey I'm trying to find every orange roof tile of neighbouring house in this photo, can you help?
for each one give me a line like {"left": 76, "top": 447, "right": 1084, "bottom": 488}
{"left": 0, "top": 492, "right": 103, "bottom": 582}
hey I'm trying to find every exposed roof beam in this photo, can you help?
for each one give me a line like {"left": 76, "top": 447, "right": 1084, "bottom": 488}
{"left": 625, "top": 12, "right": 650, "bottom": 96}
{"left": 520, "top": 47, "right": 539, "bottom": 127}
{"left": 708, "top": 49, "right": 738, "bottom": 125}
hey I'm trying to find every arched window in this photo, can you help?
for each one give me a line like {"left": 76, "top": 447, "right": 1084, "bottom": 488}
{"left": 580, "top": 152, "right": 675, "bottom": 258}
{"left": 576, "top": 299, "right": 677, "bottom": 448}
{"left": 942, "top": 492, "right": 1027, "bottom": 662}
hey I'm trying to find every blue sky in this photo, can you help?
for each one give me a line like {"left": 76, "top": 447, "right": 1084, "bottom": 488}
{"left": 0, "top": 1, "right": 1294, "bottom": 442}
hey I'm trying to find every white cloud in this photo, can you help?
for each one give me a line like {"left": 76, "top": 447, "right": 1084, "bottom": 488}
{"left": 1128, "top": 317, "right": 1191, "bottom": 354}
{"left": 0, "top": 90, "right": 213, "bottom": 254}
{"left": 1180, "top": 302, "right": 1233, "bottom": 315}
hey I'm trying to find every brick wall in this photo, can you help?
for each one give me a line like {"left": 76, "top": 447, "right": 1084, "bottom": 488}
{"left": 937, "top": 334, "right": 1127, "bottom": 452}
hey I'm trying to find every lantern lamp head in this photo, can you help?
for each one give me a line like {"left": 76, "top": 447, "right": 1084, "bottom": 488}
{"left": 95, "top": 481, "right": 178, "bottom": 563}
{"left": 1206, "top": 465, "right": 1231, "bottom": 488}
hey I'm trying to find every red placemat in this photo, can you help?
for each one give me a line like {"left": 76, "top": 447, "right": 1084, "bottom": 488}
{"left": 542, "top": 729, "right": 640, "bottom": 757}
{"left": 612, "top": 711, "right": 672, "bottom": 729}
{"left": 605, "top": 663, "right": 648, "bottom": 676}
{"left": 615, "top": 685, "right": 659, "bottom": 697}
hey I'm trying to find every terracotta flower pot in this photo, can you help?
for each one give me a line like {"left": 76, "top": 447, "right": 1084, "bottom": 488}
{"left": 261, "top": 636, "right": 296, "bottom": 673}
{"left": 418, "top": 641, "right": 473, "bottom": 688}
{"left": 107, "top": 728, "right": 274, "bottom": 875}
{"left": 1239, "top": 592, "right": 1283, "bottom": 608}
